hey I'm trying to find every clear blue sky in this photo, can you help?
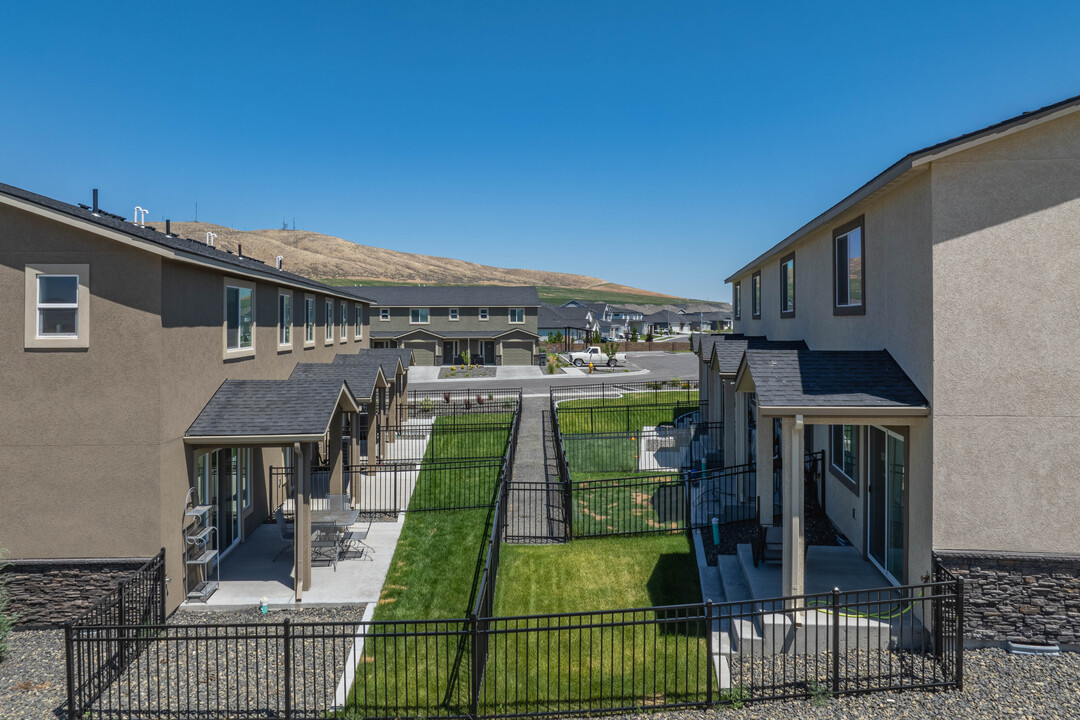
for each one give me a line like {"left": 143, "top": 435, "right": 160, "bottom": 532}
{"left": 3, "top": 2, "right": 1079, "bottom": 301}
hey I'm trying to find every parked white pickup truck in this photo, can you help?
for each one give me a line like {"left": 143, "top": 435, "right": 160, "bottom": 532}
{"left": 567, "top": 346, "right": 627, "bottom": 367}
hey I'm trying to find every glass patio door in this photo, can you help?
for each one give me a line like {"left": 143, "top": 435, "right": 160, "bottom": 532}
{"left": 868, "top": 427, "right": 905, "bottom": 584}
{"left": 195, "top": 449, "right": 242, "bottom": 558}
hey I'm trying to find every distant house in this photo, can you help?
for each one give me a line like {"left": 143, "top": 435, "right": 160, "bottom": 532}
{"left": 352, "top": 285, "right": 541, "bottom": 365}
{"left": 643, "top": 309, "right": 690, "bottom": 335}
{"left": 538, "top": 303, "right": 594, "bottom": 341}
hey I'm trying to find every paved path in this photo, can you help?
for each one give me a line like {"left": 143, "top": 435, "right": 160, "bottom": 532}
{"left": 504, "top": 394, "right": 565, "bottom": 543}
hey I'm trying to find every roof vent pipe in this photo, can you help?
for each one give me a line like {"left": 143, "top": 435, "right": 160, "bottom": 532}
{"left": 133, "top": 206, "right": 148, "bottom": 227}
{"left": 206, "top": 232, "right": 216, "bottom": 247}
{"left": 92, "top": 189, "right": 99, "bottom": 213}
{"left": 275, "top": 255, "right": 283, "bottom": 270}
{"left": 165, "top": 219, "right": 171, "bottom": 235}
{"left": 238, "top": 243, "right": 242, "bottom": 258}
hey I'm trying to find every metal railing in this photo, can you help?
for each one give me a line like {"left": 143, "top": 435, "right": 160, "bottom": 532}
{"left": 550, "top": 379, "right": 699, "bottom": 406}
{"left": 65, "top": 548, "right": 167, "bottom": 717}
{"left": 65, "top": 580, "right": 961, "bottom": 719}
{"left": 558, "top": 423, "right": 723, "bottom": 477}
{"left": 408, "top": 388, "right": 524, "bottom": 420}
{"left": 554, "top": 400, "right": 703, "bottom": 434}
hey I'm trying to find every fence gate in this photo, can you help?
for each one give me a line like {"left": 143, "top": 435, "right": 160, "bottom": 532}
{"left": 504, "top": 481, "right": 567, "bottom": 543}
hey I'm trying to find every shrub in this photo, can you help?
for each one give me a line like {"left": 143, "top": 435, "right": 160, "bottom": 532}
{"left": 0, "top": 548, "right": 15, "bottom": 661}
{"left": 461, "top": 348, "right": 472, "bottom": 367}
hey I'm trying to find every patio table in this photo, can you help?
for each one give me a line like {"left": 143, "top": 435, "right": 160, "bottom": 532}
{"left": 310, "top": 509, "right": 361, "bottom": 569}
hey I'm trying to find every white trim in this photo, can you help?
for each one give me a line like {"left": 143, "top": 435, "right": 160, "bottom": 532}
{"left": 449, "top": 307, "right": 459, "bottom": 321}
{"left": 409, "top": 308, "right": 430, "bottom": 325}
{"left": 379, "top": 308, "right": 390, "bottom": 321}
{"left": 223, "top": 277, "right": 256, "bottom": 360}
{"left": 354, "top": 302, "right": 364, "bottom": 340}
{"left": 324, "top": 299, "right": 335, "bottom": 345}
{"left": 278, "top": 290, "right": 293, "bottom": 351}
{"left": 304, "top": 294, "right": 316, "bottom": 348}
{"left": 508, "top": 307, "right": 525, "bottom": 324}
{"left": 25, "top": 264, "right": 90, "bottom": 349}
{"left": 479, "top": 308, "right": 489, "bottom": 321}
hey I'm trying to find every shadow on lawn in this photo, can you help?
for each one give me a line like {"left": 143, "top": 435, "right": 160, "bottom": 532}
{"left": 646, "top": 551, "right": 706, "bottom": 638}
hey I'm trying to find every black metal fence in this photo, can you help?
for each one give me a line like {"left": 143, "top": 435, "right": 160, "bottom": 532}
{"left": 554, "top": 401, "right": 702, "bottom": 434}
{"left": 407, "top": 388, "right": 524, "bottom": 421}
{"left": 550, "top": 380, "right": 699, "bottom": 406}
{"left": 342, "top": 458, "right": 507, "bottom": 513}
{"left": 66, "top": 581, "right": 962, "bottom": 719}
{"left": 559, "top": 423, "right": 723, "bottom": 477}
{"left": 65, "top": 548, "right": 167, "bottom": 717}
{"left": 381, "top": 418, "right": 516, "bottom": 462}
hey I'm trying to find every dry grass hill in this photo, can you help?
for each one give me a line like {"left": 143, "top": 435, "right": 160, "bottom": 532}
{"left": 164, "top": 222, "right": 680, "bottom": 300}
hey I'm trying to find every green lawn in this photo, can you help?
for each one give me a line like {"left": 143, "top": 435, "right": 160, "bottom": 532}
{"left": 424, "top": 412, "right": 515, "bottom": 460}
{"left": 557, "top": 391, "right": 699, "bottom": 435}
{"left": 571, "top": 475, "right": 686, "bottom": 538}
{"left": 482, "top": 535, "right": 708, "bottom": 714}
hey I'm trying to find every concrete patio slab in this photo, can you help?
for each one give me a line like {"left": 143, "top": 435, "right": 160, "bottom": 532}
{"left": 735, "top": 543, "right": 890, "bottom": 600}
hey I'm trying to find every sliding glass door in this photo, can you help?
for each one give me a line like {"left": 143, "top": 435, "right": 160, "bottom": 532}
{"left": 868, "top": 427, "right": 905, "bottom": 584}
{"left": 195, "top": 448, "right": 250, "bottom": 558}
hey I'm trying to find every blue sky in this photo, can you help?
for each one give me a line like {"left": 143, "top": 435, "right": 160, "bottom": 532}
{"left": 2, "top": 2, "right": 1079, "bottom": 301}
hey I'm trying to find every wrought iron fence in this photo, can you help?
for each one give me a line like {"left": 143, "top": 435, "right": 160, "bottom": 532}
{"left": 65, "top": 548, "right": 167, "bottom": 717}
{"left": 66, "top": 580, "right": 961, "bottom": 719}
{"left": 381, "top": 419, "right": 516, "bottom": 462}
{"left": 559, "top": 423, "right": 723, "bottom": 477}
{"left": 550, "top": 380, "right": 699, "bottom": 406}
{"left": 340, "top": 458, "right": 507, "bottom": 513}
{"left": 407, "top": 388, "right": 524, "bottom": 421}
{"left": 554, "top": 401, "right": 703, "bottom": 434}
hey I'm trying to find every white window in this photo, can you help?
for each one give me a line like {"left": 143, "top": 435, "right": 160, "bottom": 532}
{"left": 733, "top": 282, "right": 741, "bottom": 321}
{"left": 278, "top": 291, "right": 292, "bottom": 348}
{"left": 410, "top": 308, "right": 429, "bottom": 324}
{"left": 354, "top": 304, "right": 363, "bottom": 339}
{"left": 239, "top": 447, "right": 253, "bottom": 509}
{"left": 339, "top": 302, "right": 347, "bottom": 342}
{"left": 479, "top": 308, "right": 489, "bottom": 321}
{"left": 25, "top": 264, "right": 89, "bottom": 349}
{"left": 779, "top": 253, "right": 795, "bottom": 317}
{"left": 380, "top": 308, "right": 390, "bottom": 321}
{"left": 305, "top": 296, "right": 316, "bottom": 345}
{"left": 325, "top": 300, "right": 334, "bottom": 342}
{"left": 509, "top": 308, "right": 524, "bottom": 324}
{"left": 830, "top": 425, "right": 859, "bottom": 490}
{"left": 226, "top": 283, "right": 255, "bottom": 352}
{"left": 449, "top": 308, "right": 459, "bottom": 321}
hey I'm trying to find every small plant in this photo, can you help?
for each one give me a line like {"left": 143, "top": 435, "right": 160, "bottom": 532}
{"left": 806, "top": 680, "right": 832, "bottom": 706}
{"left": 645, "top": 330, "right": 654, "bottom": 342}
{"left": 546, "top": 354, "right": 558, "bottom": 374}
{"left": 629, "top": 326, "right": 639, "bottom": 342}
{"left": 420, "top": 397, "right": 434, "bottom": 414}
{"left": 461, "top": 348, "right": 472, "bottom": 368}
{"left": 0, "top": 548, "right": 16, "bottom": 662}
{"left": 719, "top": 685, "right": 748, "bottom": 709}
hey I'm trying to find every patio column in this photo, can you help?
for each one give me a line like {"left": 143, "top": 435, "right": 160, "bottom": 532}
{"left": 756, "top": 403, "right": 772, "bottom": 526}
{"left": 382, "top": 387, "right": 394, "bottom": 444}
{"left": 328, "top": 412, "right": 344, "bottom": 495}
{"left": 782, "top": 415, "right": 805, "bottom": 605}
{"left": 723, "top": 380, "right": 738, "bottom": 468}
{"left": 366, "top": 408, "right": 378, "bottom": 473}
{"left": 294, "top": 442, "right": 313, "bottom": 599}
{"left": 398, "top": 372, "right": 408, "bottom": 422}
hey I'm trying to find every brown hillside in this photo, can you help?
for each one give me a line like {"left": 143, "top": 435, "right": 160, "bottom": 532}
{"left": 165, "top": 222, "right": 676, "bottom": 298}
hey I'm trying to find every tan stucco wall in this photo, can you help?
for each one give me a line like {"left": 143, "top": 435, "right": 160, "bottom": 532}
{"left": 0, "top": 205, "right": 164, "bottom": 560}
{"left": 930, "top": 110, "right": 1080, "bottom": 554}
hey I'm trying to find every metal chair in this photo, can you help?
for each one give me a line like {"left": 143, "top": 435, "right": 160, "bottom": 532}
{"left": 311, "top": 522, "right": 340, "bottom": 571}
{"left": 342, "top": 514, "right": 374, "bottom": 559}
{"left": 272, "top": 509, "right": 295, "bottom": 562}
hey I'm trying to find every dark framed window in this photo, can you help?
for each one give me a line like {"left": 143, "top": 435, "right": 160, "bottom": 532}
{"left": 751, "top": 271, "right": 761, "bottom": 319}
{"left": 829, "top": 424, "right": 859, "bottom": 492}
{"left": 733, "top": 282, "right": 741, "bottom": 320}
{"left": 779, "top": 252, "right": 795, "bottom": 318}
{"left": 833, "top": 215, "right": 865, "bottom": 315}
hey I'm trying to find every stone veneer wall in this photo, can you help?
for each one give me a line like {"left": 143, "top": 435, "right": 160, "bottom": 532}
{"left": 935, "top": 550, "right": 1080, "bottom": 647}
{"left": 2, "top": 557, "right": 150, "bottom": 628}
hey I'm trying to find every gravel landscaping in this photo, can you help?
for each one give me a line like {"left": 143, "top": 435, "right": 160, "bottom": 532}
{"left": 0, "top": 605, "right": 367, "bottom": 720}
{"left": 595, "top": 648, "right": 1080, "bottom": 719}
{"left": 439, "top": 365, "right": 497, "bottom": 379}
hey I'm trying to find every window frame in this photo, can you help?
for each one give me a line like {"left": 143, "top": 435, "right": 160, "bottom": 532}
{"left": 449, "top": 307, "right": 459, "bottom": 321}
{"left": 223, "top": 278, "right": 256, "bottom": 360}
{"left": 732, "top": 281, "right": 741, "bottom": 321}
{"left": 338, "top": 301, "right": 348, "bottom": 344}
{"left": 354, "top": 303, "right": 363, "bottom": 340}
{"left": 410, "top": 308, "right": 430, "bottom": 325}
{"left": 304, "top": 295, "right": 316, "bottom": 347}
{"left": 324, "top": 299, "right": 334, "bottom": 344}
{"left": 750, "top": 271, "right": 761, "bottom": 319}
{"left": 833, "top": 215, "right": 866, "bottom": 316}
{"left": 829, "top": 424, "right": 860, "bottom": 494}
{"left": 379, "top": 308, "right": 390, "bottom": 321}
{"left": 25, "top": 264, "right": 90, "bottom": 350}
{"left": 509, "top": 307, "right": 525, "bottom": 324}
{"left": 479, "top": 308, "right": 489, "bottom": 321}
{"left": 779, "top": 252, "right": 796, "bottom": 318}
{"left": 277, "top": 290, "right": 293, "bottom": 350}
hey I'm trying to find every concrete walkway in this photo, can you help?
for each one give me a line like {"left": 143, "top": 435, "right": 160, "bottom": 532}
{"left": 505, "top": 394, "right": 565, "bottom": 542}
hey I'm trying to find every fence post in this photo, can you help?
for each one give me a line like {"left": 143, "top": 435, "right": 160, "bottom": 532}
{"left": 283, "top": 618, "right": 292, "bottom": 720}
{"left": 955, "top": 577, "right": 964, "bottom": 691}
{"left": 831, "top": 587, "right": 840, "bottom": 697}
{"left": 64, "top": 621, "right": 76, "bottom": 718}
{"left": 469, "top": 613, "right": 480, "bottom": 719}
{"left": 704, "top": 601, "right": 713, "bottom": 707}
{"left": 158, "top": 547, "right": 167, "bottom": 624}
{"left": 117, "top": 579, "right": 127, "bottom": 667}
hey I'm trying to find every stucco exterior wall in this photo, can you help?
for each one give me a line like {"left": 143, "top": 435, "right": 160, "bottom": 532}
{"left": 930, "top": 111, "right": 1080, "bottom": 556}
{"left": 373, "top": 305, "right": 538, "bottom": 335}
{"left": 0, "top": 205, "right": 164, "bottom": 560}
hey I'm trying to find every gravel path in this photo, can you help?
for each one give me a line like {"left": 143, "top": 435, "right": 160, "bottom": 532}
{"left": 0, "top": 605, "right": 367, "bottom": 720}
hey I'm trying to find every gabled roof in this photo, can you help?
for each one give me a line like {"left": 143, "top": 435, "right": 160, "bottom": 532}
{"left": 736, "top": 348, "right": 928, "bottom": 416}
{"left": 185, "top": 379, "right": 358, "bottom": 442}
{"left": 341, "top": 285, "right": 539, "bottom": 307}
{"left": 698, "top": 334, "right": 808, "bottom": 376}
{"left": 725, "top": 92, "right": 1080, "bottom": 282}
{"left": 0, "top": 182, "right": 373, "bottom": 303}
{"left": 371, "top": 328, "right": 538, "bottom": 340}
{"left": 644, "top": 310, "right": 683, "bottom": 323}
{"left": 334, "top": 347, "right": 412, "bottom": 379}
{"left": 290, "top": 361, "right": 385, "bottom": 400}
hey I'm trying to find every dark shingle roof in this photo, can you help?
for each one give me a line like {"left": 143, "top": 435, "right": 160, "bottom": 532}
{"left": 0, "top": 182, "right": 373, "bottom": 303}
{"left": 334, "top": 347, "right": 412, "bottom": 378}
{"left": 186, "top": 379, "right": 352, "bottom": 438}
{"left": 698, "top": 334, "right": 808, "bottom": 375}
{"left": 742, "top": 349, "right": 928, "bottom": 410}
{"left": 341, "top": 285, "right": 539, "bottom": 307}
{"left": 290, "top": 362, "right": 382, "bottom": 400}
{"left": 370, "top": 328, "right": 537, "bottom": 340}
{"left": 539, "top": 303, "right": 591, "bottom": 329}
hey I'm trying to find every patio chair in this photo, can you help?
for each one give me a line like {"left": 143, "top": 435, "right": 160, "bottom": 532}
{"left": 342, "top": 514, "right": 374, "bottom": 559}
{"left": 311, "top": 522, "right": 340, "bottom": 571}
{"left": 272, "top": 509, "right": 295, "bottom": 562}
